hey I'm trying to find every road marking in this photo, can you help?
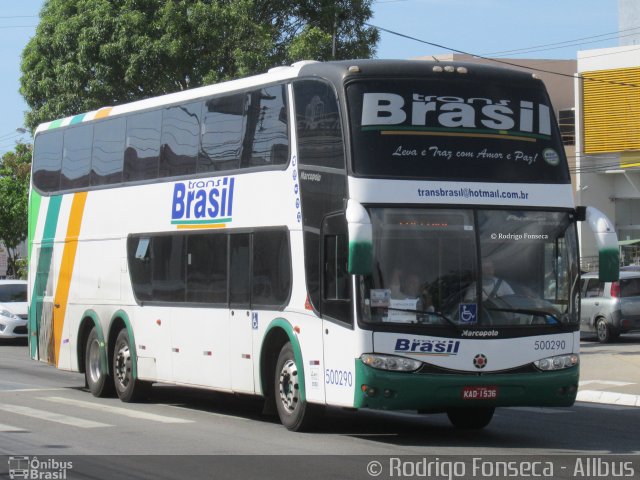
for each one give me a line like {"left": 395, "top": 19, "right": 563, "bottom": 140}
{"left": 43, "top": 397, "right": 193, "bottom": 424}
{"left": 159, "top": 403, "right": 250, "bottom": 422}
{"left": 0, "top": 422, "right": 28, "bottom": 432}
{"left": 0, "top": 404, "right": 112, "bottom": 428}
{"left": 0, "top": 388, "right": 68, "bottom": 393}
{"left": 579, "top": 380, "right": 635, "bottom": 387}
{"left": 576, "top": 390, "right": 640, "bottom": 407}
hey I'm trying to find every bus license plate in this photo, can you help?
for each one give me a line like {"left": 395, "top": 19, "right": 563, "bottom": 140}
{"left": 462, "top": 386, "right": 499, "bottom": 400}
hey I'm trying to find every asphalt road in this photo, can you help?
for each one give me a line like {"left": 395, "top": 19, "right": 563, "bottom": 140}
{"left": 0, "top": 337, "right": 638, "bottom": 479}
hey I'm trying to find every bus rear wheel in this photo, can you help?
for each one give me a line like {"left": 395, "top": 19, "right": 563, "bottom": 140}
{"left": 113, "top": 328, "right": 151, "bottom": 402}
{"left": 447, "top": 407, "right": 495, "bottom": 429}
{"left": 85, "top": 327, "right": 115, "bottom": 397}
{"left": 274, "top": 342, "right": 321, "bottom": 431}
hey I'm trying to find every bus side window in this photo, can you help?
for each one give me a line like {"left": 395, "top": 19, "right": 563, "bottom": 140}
{"left": 252, "top": 230, "right": 291, "bottom": 309}
{"left": 242, "top": 85, "right": 289, "bottom": 168}
{"left": 294, "top": 80, "right": 345, "bottom": 170}
{"left": 321, "top": 214, "right": 352, "bottom": 325}
{"left": 199, "top": 93, "right": 245, "bottom": 173}
{"left": 128, "top": 236, "right": 152, "bottom": 302}
{"left": 160, "top": 102, "right": 200, "bottom": 178}
{"left": 124, "top": 110, "right": 162, "bottom": 182}
{"left": 33, "top": 130, "right": 63, "bottom": 193}
{"left": 150, "top": 235, "right": 186, "bottom": 302}
{"left": 324, "top": 234, "right": 349, "bottom": 300}
{"left": 92, "top": 117, "right": 125, "bottom": 186}
{"left": 186, "top": 233, "right": 228, "bottom": 304}
{"left": 61, "top": 123, "right": 92, "bottom": 190}
{"left": 229, "top": 233, "right": 251, "bottom": 308}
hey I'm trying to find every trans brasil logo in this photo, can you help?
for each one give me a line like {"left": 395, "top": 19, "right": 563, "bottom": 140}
{"left": 395, "top": 338, "right": 461, "bottom": 356}
{"left": 171, "top": 177, "right": 235, "bottom": 228}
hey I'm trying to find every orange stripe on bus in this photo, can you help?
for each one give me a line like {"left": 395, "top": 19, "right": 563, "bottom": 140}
{"left": 93, "top": 107, "right": 113, "bottom": 119}
{"left": 53, "top": 192, "right": 88, "bottom": 366}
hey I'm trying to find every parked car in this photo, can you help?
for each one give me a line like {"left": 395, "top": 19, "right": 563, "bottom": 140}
{"left": 0, "top": 280, "right": 28, "bottom": 339}
{"left": 580, "top": 271, "right": 640, "bottom": 343}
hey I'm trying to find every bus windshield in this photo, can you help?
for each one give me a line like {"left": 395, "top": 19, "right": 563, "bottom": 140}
{"left": 358, "top": 208, "right": 579, "bottom": 328}
{"left": 346, "top": 78, "right": 570, "bottom": 183}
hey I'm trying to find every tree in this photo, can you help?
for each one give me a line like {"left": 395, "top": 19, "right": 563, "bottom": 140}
{"left": 0, "top": 143, "right": 31, "bottom": 279}
{"left": 20, "top": 0, "right": 378, "bottom": 130}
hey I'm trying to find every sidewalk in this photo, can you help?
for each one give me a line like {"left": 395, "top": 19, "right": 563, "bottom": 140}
{"left": 577, "top": 335, "right": 640, "bottom": 407}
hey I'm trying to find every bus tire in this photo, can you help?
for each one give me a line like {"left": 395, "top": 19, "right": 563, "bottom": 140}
{"left": 274, "top": 342, "right": 321, "bottom": 431}
{"left": 84, "top": 327, "right": 115, "bottom": 397}
{"left": 113, "top": 328, "right": 151, "bottom": 402}
{"left": 447, "top": 407, "right": 495, "bottom": 429}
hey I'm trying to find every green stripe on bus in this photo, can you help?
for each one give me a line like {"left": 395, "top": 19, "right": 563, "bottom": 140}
{"left": 171, "top": 218, "right": 232, "bottom": 225}
{"left": 48, "top": 119, "right": 64, "bottom": 130}
{"left": 28, "top": 190, "right": 42, "bottom": 262}
{"left": 29, "top": 196, "right": 62, "bottom": 359}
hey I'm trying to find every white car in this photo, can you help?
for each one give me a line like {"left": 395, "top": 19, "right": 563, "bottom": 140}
{"left": 0, "top": 280, "right": 28, "bottom": 339}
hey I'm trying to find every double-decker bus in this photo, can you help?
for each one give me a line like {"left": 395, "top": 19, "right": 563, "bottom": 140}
{"left": 28, "top": 60, "right": 618, "bottom": 431}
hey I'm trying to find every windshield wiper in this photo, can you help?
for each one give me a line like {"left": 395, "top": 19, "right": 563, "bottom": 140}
{"left": 385, "top": 307, "right": 461, "bottom": 333}
{"left": 484, "top": 307, "right": 570, "bottom": 329}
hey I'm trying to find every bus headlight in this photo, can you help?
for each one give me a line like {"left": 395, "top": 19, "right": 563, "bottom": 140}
{"left": 534, "top": 354, "right": 579, "bottom": 371}
{"left": 360, "top": 353, "right": 422, "bottom": 372}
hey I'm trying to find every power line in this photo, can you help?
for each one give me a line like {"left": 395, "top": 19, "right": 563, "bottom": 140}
{"left": 482, "top": 25, "right": 640, "bottom": 57}
{"left": 578, "top": 46, "right": 640, "bottom": 60}
{"left": 365, "top": 22, "right": 640, "bottom": 89}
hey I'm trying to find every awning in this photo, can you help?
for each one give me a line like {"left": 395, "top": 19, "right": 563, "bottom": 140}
{"left": 618, "top": 239, "right": 640, "bottom": 246}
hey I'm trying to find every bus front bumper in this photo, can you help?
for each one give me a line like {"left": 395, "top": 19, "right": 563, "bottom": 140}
{"left": 353, "top": 360, "right": 579, "bottom": 411}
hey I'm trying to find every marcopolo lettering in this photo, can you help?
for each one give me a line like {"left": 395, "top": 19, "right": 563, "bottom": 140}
{"left": 172, "top": 177, "right": 235, "bottom": 224}
{"left": 361, "top": 93, "right": 551, "bottom": 136}
{"left": 394, "top": 338, "right": 461, "bottom": 355}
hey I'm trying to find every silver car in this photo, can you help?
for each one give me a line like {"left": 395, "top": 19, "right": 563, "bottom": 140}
{"left": 580, "top": 271, "right": 640, "bottom": 343}
{"left": 0, "top": 280, "right": 28, "bottom": 339}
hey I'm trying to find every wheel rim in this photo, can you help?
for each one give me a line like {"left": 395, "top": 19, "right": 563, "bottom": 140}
{"left": 597, "top": 320, "right": 608, "bottom": 341}
{"left": 114, "top": 341, "right": 132, "bottom": 389}
{"left": 278, "top": 359, "right": 299, "bottom": 413}
{"left": 87, "top": 339, "right": 102, "bottom": 385}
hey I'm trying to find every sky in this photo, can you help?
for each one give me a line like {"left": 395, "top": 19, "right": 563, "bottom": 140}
{"left": 0, "top": 0, "right": 622, "bottom": 157}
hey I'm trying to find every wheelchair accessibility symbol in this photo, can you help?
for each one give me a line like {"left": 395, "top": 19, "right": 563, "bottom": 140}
{"left": 459, "top": 303, "right": 477, "bottom": 324}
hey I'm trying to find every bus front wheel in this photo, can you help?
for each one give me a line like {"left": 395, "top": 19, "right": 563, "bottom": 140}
{"left": 274, "top": 342, "right": 321, "bottom": 431}
{"left": 446, "top": 407, "right": 495, "bottom": 429}
{"left": 84, "top": 327, "right": 115, "bottom": 397}
{"left": 113, "top": 329, "right": 151, "bottom": 402}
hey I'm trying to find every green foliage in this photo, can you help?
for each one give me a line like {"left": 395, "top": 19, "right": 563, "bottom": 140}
{"left": 20, "top": 0, "right": 378, "bottom": 130}
{"left": 0, "top": 143, "right": 31, "bottom": 278}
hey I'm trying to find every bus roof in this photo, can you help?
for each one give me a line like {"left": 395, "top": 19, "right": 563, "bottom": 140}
{"left": 35, "top": 59, "right": 543, "bottom": 135}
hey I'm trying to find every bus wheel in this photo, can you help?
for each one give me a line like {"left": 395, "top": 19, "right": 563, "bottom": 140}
{"left": 113, "top": 329, "right": 151, "bottom": 402}
{"left": 447, "top": 407, "right": 495, "bottom": 429}
{"left": 274, "top": 342, "right": 321, "bottom": 431}
{"left": 85, "top": 327, "right": 114, "bottom": 397}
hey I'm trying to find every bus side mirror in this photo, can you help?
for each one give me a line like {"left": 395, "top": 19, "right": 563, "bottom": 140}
{"left": 346, "top": 200, "right": 372, "bottom": 275}
{"left": 582, "top": 206, "right": 619, "bottom": 282}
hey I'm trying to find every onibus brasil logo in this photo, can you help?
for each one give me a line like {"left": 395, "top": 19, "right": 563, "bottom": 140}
{"left": 171, "top": 177, "right": 235, "bottom": 229}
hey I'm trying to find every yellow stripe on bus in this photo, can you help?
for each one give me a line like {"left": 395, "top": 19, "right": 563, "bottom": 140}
{"left": 53, "top": 192, "right": 88, "bottom": 366}
{"left": 93, "top": 107, "right": 113, "bottom": 119}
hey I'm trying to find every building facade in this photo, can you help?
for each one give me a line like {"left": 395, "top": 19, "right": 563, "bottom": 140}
{"left": 575, "top": 46, "right": 640, "bottom": 269}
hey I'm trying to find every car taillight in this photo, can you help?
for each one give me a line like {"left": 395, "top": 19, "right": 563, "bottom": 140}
{"left": 610, "top": 281, "right": 621, "bottom": 298}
